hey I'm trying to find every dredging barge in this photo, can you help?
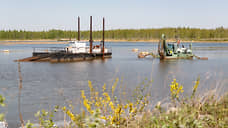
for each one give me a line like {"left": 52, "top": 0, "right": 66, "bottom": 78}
{"left": 158, "top": 34, "right": 194, "bottom": 60}
{"left": 17, "top": 16, "right": 112, "bottom": 62}
{"left": 138, "top": 34, "right": 208, "bottom": 60}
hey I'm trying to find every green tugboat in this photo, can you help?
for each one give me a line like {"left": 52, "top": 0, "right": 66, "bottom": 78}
{"left": 138, "top": 34, "right": 207, "bottom": 60}
{"left": 158, "top": 34, "right": 194, "bottom": 60}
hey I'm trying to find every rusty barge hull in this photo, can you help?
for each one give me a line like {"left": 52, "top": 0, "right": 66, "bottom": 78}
{"left": 17, "top": 52, "right": 112, "bottom": 62}
{"left": 162, "top": 56, "right": 194, "bottom": 60}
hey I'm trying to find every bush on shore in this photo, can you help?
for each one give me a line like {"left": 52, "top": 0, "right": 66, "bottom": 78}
{"left": 1, "top": 78, "right": 227, "bottom": 128}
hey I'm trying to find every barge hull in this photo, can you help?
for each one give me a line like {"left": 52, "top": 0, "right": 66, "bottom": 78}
{"left": 17, "top": 52, "right": 112, "bottom": 62}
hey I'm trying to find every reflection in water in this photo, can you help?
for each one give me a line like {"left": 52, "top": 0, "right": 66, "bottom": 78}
{"left": 0, "top": 42, "right": 228, "bottom": 127}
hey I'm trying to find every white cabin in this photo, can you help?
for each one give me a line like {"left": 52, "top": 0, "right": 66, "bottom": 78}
{"left": 66, "top": 41, "right": 110, "bottom": 54}
{"left": 66, "top": 41, "right": 88, "bottom": 53}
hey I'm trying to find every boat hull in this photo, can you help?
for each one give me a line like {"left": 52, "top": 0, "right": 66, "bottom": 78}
{"left": 162, "top": 54, "right": 194, "bottom": 60}
{"left": 17, "top": 52, "right": 112, "bottom": 62}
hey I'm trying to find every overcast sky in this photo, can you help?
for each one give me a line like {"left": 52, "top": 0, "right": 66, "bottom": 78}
{"left": 0, "top": 0, "right": 227, "bottom": 31}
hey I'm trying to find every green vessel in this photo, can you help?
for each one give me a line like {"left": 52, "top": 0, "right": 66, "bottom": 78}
{"left": 158, "top": 34, "right": 194, "bottom": 60}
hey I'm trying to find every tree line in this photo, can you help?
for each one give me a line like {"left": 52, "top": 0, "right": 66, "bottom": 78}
{"left": 0, "top": 27, "right": 228, "bottom": 41}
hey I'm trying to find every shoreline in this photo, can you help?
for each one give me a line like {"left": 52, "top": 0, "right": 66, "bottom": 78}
{"left": 106, "top": 39, "right": 228, "bottom": 43}
{"left": 1, "top": 39, "right": 228, "bottom": 45}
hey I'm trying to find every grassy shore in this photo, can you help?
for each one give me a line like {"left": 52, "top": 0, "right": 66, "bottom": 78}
{"left": 19, "top": 79, "right": 227, "bottom": 128}
{"left": 0, "top": 40, "right": 68, "bottom": 45}
{"left": 0, "top": 78, "right": 227, "bottom": 127}
{"left": 1, "top": 39, "right": 228, "bottom": 45}
{"left": 106, "top": 39, "right": 228, "bottom": 43}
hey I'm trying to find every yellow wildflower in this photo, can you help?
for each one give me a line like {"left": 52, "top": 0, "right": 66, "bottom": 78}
{"left": 193, "top": 80, "right": 199, "bottom": 92}
{"left": 88, "top": 80, "right": 94, "bottom": 92}
{"left": 112, "top": 78, "right": 119, "bottom": 94}
{"left": 191, "top": 77, "right": 200, "bottom": 98}
{"left": 103, "top": 84, "right": 106, "bottom": 92}
{"left": 169, "top": 79, "right": 184, "bottom": 100}
{"left": 62, "top": 106, "right": 66, "bottom": 111}
{"left": 129, "top": 103, "right": 133, "bottom": 113}
{"left": 115, "top": 104, "right": 122, "bottom": 114}
{"left": 103, "top": 92, "right": 111, "bottom": 102}
{"left": 66, "top": 110, "right": 76, "bottom": 121}
{"left": 124, "top": 104, "right": 128, "bottom": 109}
{"left": 100, "top": 116, "right": 107, "bottom": 120}
{"left": 109, "top": 101, "right": 115, "bottom": 111}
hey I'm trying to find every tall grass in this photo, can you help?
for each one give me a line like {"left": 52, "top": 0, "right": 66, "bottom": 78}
{"left": 0, "top": 94, "right": 5, "bottom": 121}
{"left": 22, "top": 78, "right": 227, "bottom": 128}
{"left": 1, "top": 69, "right": 227, "bottom": 127}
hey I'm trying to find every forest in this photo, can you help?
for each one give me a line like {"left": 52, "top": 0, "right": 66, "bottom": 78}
{"left": 0, "top": 27, "right": 228, "bottom": 41}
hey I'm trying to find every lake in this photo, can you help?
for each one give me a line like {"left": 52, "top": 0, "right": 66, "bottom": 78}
{"left": 0, "top": 41, "right": 228, "bottom": 127}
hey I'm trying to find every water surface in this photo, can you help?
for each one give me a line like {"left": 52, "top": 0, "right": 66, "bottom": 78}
{"left": 0, "top": 42, "right": 228, "bottom": 127}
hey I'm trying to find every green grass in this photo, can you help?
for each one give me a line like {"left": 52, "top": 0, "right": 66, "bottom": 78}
{"left": 22, "top": 78, "right": 227, "bottom": 128}
{"left": 1, "top": 78, "right": 227, "bottom": 128}
{"left": 136, "top": 93, "right": 228, "bottom": 128}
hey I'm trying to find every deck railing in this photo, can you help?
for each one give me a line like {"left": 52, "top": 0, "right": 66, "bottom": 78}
{"left": 33, "top": 47, "right": 66, "bottom": 53}
{"left": 33, "top": 46, "right": 112, "bottom": 54}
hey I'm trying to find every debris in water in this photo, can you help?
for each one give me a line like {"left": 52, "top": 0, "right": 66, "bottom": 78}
{"left": 132, "top": 48, "right": 139, "bottom": 52}
{"left": 2, "top": 50, "right": 9, "bottom": 52}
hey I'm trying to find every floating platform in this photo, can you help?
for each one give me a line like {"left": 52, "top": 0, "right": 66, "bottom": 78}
{"left": 17, "top": 52, "right": 112, "bottom": 62}
{"left": 17, "top": 16, "right": 112, "bottom": 63}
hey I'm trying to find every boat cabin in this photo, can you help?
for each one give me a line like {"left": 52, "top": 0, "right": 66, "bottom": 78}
{"left": 66, "top": 41, "right": 88, "bottom": 53}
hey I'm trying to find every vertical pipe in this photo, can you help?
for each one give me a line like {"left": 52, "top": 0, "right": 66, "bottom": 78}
{"left": 89, "top": 16, "right": 93, "bottom": 53}
{"left": 69, "top": 30, "right": 71, "bottom": 41}
{"left": 102, "top": 17, "right": 105, "bottom": 58}
{"left": 78, "top": 16, "right": 80, "bottom": 41}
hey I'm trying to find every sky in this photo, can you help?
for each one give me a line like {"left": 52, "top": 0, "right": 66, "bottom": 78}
{"left": 0, "top": 0, "right": 228, "bottom": 31}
